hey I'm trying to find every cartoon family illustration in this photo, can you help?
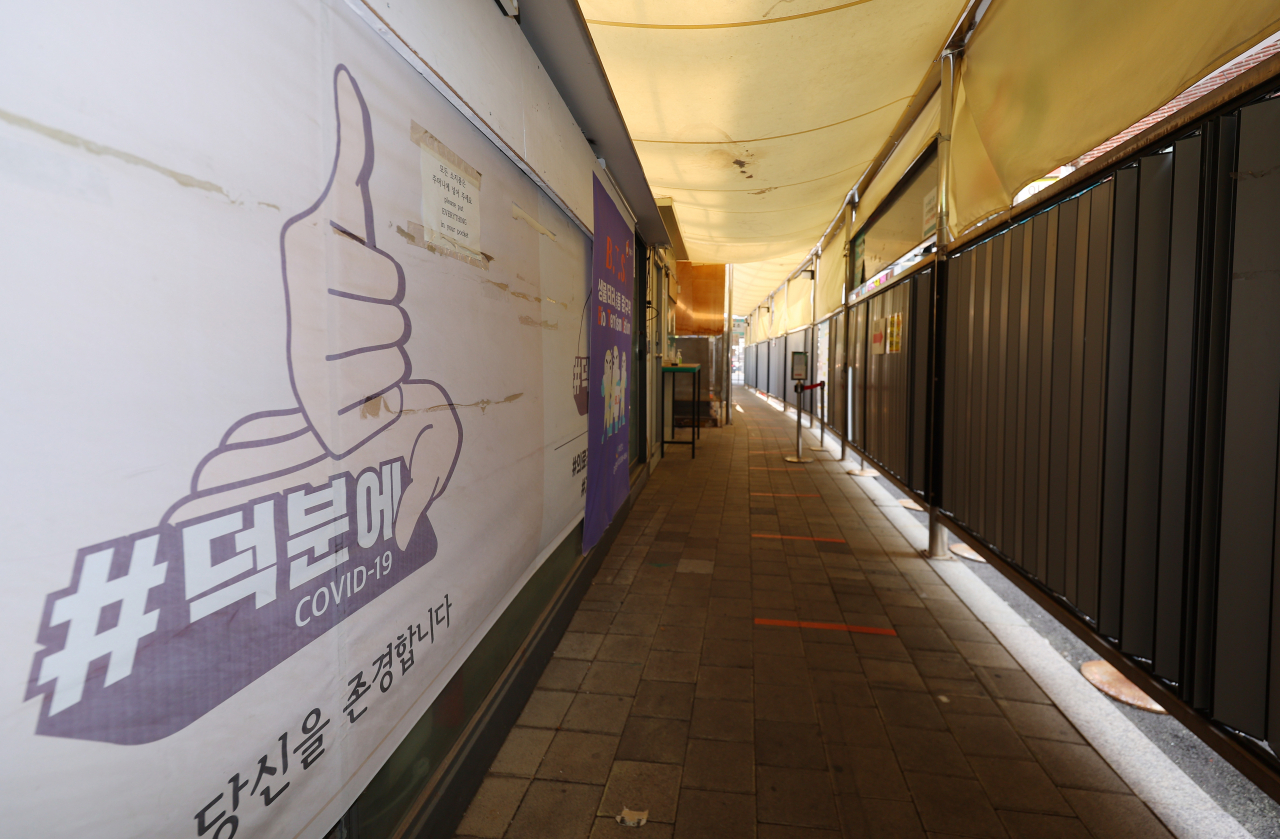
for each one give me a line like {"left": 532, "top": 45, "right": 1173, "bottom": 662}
{"left": 601, "top": 346, "right": 628, "bottom": 441}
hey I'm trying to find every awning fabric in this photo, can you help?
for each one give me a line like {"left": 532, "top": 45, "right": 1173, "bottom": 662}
{"left": 757, "top": 303, "right": 773, "bottom": 340}
{"left": 586, "top": 0, "right": 1280, "bottom": 318}
{"left": 816, "top": 219, "right": 847, "bottom": 319}
{"left": 771, "top": 287, "right": 790, "bottom": 337}
{"left": 785, "top": 273, "right": 814, "bottom": 330}
{"left": 582, "top": 0, "right": 969, "bottom": 270}
{"left": 946, "top": 76, "right": 1005, "bottom": 239}
{"left": 948, "top": 0, "right": 1280, "bottom": 236}
{"left": 852, "top": 90, "right": 940, "bottom": 239}
{"left": 730, "top": 251, "right": 812, "bottom": 316}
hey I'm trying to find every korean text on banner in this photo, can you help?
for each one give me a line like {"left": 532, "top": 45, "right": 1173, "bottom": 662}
{"left": 584, "top": 176, "right": 633, "bottom": 549}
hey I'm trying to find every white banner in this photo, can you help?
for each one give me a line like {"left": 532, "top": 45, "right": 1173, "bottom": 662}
{"left": 0, "top": 1, "right": 597, "bottom": 836}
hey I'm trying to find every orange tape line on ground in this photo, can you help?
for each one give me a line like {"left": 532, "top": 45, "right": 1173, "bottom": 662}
{"left": 752, "top": 533, "right": 846, "bottom": 543}
{"left": 750, "top": 492, "right": 821, "bottom": 497}
{"left": 749, "top": 467, "right": 806, "bottom": 471}
{"left": 754, "top": 617, "right": 896, "bottom": 636}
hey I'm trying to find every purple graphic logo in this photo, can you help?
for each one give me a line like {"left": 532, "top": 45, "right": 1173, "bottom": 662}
{"left": 25, "top": 66, "right": 464, "bottom": 744}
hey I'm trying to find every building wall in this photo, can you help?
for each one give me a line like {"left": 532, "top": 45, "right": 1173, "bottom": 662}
{"left": 348, "top": 0, "right": 615, "bottom": 234}
{"left": 0, "top": 2, "right": 644, "bottom": 836}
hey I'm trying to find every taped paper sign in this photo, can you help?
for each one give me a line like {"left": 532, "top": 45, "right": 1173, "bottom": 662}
{"left": 887, "top": 312, "right": 903, "bottom": 354}
{"left": 412, "top": 121, "right": 482, "bottom": 262}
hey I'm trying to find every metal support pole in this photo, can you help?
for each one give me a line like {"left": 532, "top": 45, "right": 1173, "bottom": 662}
{"left": 785, "top": 381, "right": 814, "bottom": 464}
{"left": 840, "top": 359, "right": 847, "bottom": 460}
{"left": 795, "top": 384, "right": 802, "bottom": 456}
{"left": 936, "top": 49, "right": 956, "bottom": 251}
{"left": 929, "top": 507, "right": 950, "bottom": 558}
{"left": 820, "top": 382, "right": 825, "bottom": 448}
{"left": 927, "top": 47, "right": 959, "bottom": 560}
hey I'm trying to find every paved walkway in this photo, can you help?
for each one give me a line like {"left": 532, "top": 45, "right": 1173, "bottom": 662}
{"left": 453, "top": 387, "right": 1175, "bottom": 839}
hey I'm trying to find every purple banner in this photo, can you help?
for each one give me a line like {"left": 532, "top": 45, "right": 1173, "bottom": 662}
{"left": 584, "top": 176, "right": 634, "bottom": 550}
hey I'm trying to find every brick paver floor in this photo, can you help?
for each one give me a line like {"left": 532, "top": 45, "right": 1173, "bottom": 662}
{"left": 454, "top": 387, "right": 1174, "bottom": 839}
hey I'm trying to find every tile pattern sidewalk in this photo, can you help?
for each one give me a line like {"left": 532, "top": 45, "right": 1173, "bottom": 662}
{"left": 454, "top": 388, "right": 1174, "bottom": 839}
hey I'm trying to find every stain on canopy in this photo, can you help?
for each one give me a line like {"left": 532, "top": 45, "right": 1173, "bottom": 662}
{"left": 582, "top": 0, "right": 968, "bottom": 270}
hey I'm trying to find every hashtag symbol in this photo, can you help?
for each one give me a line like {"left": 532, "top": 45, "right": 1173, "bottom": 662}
{"left": 38, "top": 535, "right": 167, "bottom": 715}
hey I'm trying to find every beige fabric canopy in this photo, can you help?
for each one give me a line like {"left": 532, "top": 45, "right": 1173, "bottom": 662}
{"left": 816, "top": 222, "right": 847, "bottom": 320}
{"left": 582, "top": 0, "right": 969, "bottom": 269}
{"left": 949, "top": 0, "right": 1280, "bottom": 237}
{"left": 785, "top": 272, "right": 815, "bottom": 328}
{"left": 853, "top": 90, "right": 939, "bottom": 239}
{"left": 586, "top": 0, "right": 1280, "bottom": 320}
{"left": 730, "top": 251, "right": 812, "bottom": 317}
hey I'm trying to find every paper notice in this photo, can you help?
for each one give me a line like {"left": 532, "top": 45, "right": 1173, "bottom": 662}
{"left": 411, "top": 121, "right": 481, "bottom": 258}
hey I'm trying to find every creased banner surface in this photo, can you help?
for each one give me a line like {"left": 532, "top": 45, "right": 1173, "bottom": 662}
{"left": 26, "top": 66, "right": 463, "bottom": 746}
{"left": 2, "top": 1, "right": 598, "bottom": 836}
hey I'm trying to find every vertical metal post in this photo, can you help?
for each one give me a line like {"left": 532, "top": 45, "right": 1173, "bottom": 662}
{"left": 661, "top": 367, "right": 667, "bottom": 458}
{"left": 843, "top": 205, "right": 852, "bottom": 462}
{"left": 694, "top": 367, "right": 699, "bottom": 458}
{"left": 936, "top": 51, "right": 956, "bottom": 252}
{"left": 929, "top": 503, "right": 951, "bottom": 558}
{"left": 840, "top": 307, "right": 848, "bottom": 460}
{"left": 927, "top": 48, "right": 959, "bottom": 560}
{"left": 785, "top": 381, "right": 814, "bottom": 464}
{"left": 795, "top": 384, "right": 803, "bottom": 458}
{"left": 820, "top": 382, "right": 826, "bottom": 447}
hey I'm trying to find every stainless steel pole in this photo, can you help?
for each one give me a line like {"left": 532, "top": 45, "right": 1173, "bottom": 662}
{"left": 927, "top": 48, "right": 959, "bottom": 560}
{"left": 785, "top": 381, "right": 814, "bottom": 464}
{"left": 795, "top": 384, "right": 803, "bottom": 458}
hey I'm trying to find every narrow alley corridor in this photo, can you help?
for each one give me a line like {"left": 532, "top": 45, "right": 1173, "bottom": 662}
{"left": 454, "top": 389, "right": 1173, "bottom": 839}
{"left": 12, "top": 3, "right": 1280, "bottom": 835}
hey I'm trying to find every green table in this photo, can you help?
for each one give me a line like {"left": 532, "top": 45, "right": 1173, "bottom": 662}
{"left": 661, "top": 363, "right": 702, "bottom": 458}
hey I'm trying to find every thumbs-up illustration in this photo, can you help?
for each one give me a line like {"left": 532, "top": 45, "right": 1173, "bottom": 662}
{"left": 25, "top": 64, "right": 465, "bottom": 746}
{"left": 165, "top": 65, "right": 462, "bottom": 550}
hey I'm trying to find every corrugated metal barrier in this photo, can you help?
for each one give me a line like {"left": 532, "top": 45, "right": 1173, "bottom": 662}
{"left": 742, "top": 80, "right": 1280, "bottom": 793}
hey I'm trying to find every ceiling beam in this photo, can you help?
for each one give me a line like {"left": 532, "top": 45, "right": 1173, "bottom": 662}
{"left": 655, "top": 198, "right": 689, "bottom": 261}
